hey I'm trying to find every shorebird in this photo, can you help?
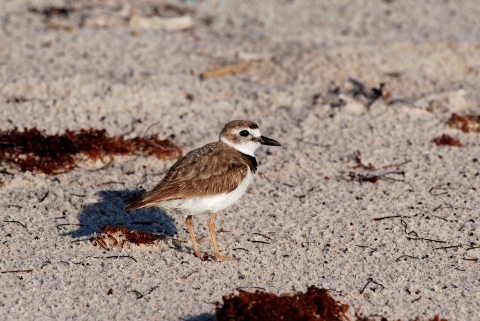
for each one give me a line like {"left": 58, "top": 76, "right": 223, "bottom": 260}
{"left": 124, "top": 120, "right": 281, "bottom": 261}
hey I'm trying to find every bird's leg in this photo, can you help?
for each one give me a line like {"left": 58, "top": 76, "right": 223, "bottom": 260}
{"left": 208, "top": 212, "right": 236, "bottom": 261}
{"left": 185, "top": 215, "right": 203, "bottom": 258}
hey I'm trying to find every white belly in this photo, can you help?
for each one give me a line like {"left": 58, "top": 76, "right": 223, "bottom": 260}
{"left": 161, "top": 170, "right": 254, "bottom": 214}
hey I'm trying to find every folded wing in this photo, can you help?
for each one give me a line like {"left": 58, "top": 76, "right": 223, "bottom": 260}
{"left": 123, "top": 142, "right": 250, "bottom": 210}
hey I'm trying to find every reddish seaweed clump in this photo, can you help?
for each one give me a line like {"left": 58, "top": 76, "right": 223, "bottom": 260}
{"left": 93, "top": 224, "right": 161, "bottom": 248}
{"left": 0, "top": 128, "right": 182, "bottom": 175}
{"left": 447, "top": 113, "right": 480, "bottom": 133}
{"left": 433, "top": 134, "right": 463, "bottom": 147}
{"left": 215, "top": 286, "right": 350, "bottom": 321}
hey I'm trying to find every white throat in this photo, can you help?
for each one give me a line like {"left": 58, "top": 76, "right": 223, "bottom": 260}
{"left": 220, "top": 137, "right": 259, "bottom": 156}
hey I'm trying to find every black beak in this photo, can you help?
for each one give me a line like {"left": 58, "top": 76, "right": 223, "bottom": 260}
{"left": 259, "top": 135, "right": 281, "bottom": 146}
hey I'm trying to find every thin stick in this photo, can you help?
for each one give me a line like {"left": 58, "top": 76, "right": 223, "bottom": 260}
{"left": 3, "top": 220, "right": 27, "bottom": 229}
{"left": 248, "top": 240, "right": 270, "bottom": 244}
{"left": 71, "top": 238, "right": 93, "bottom": 243}
{"left": 434, "top": 245, "right": 463, "bottom": 250}
{"left": 373, "top": 215, "right": 410, "bottom": 221}
{"left": 141, "top": 121, "right": 162, "bottom": 137}
{"left": 97, "top": 181, "right": 125, "bottom": 186}
{"left": 6, "top": 204, "right": 23, "bottom": 209}
{"left": 93, "top": 255, "right": 137, "bottom": 263}
{"left": 180, "top": 270, "right": 198, "bottom": 280}
{"left": 406, "top": 237, "right": 446, "bottom": 243}
{"left": 200, "top": 62, "right": 251, "bottom": 80}
{"left": 381, "top": 160, "right": 411, "bottom": 169}
{"left": 1, "top": 269, "right": 32, "bottom": 274}
{"left": 466, "top": 246, "right": 480, "bottom": 251}
{"left": 38, "top": 191, "right": 49, "bottom": 202}
{"left": 56, "top": 224, "right": 83, "bottom": 230}
{"left": 395, "top": 255, "right": 419, "bottom": 262}
{"left": 252, "top": 232, "right": 273, "bottom": 241}
{"left": 236, "top": 286, "right": 266, "bottom": 291}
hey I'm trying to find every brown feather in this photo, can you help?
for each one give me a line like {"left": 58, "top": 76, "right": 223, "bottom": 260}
{"left": 123, "top": 142, "right": 255, "bottom": 210}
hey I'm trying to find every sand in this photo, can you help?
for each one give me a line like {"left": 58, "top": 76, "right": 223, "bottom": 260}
{"left": 1, "top": 0, "right": 479, "bottom": 320}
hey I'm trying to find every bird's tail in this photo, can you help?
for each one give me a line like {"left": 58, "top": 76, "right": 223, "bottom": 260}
{"left": 123, "top": 194, "right": 151, "bottom": 211}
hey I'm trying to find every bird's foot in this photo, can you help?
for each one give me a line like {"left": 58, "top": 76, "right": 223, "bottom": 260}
{"left": 213, "top": 253, "right": 238, "bottom": 262}
{"left": 193, "top": 251, "right": 209, "bottom": 260}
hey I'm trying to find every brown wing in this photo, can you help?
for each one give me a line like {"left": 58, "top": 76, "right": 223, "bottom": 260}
{"left": 123, "top": 142, "right": 250, "bottom": 210}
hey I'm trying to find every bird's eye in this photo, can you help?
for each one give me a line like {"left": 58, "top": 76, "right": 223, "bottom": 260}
{"left": 240, "top": 130, "right": 249, "bottom": 137}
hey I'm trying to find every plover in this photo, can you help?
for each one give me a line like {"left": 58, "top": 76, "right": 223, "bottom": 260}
{"left": 124, "top": 120, "right": 281, "bottom": 261}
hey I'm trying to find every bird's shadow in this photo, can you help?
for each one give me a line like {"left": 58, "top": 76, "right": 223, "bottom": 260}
{"left": 181, "top": 313, "right": 215, "bottom": 321}
{"left": 66, "top": 189, "right": 178, "bottom": 238}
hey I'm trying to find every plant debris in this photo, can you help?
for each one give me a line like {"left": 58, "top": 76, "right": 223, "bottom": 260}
{"left": 352, "top": 150, "right": 374, "bottom": 170}
{"left": 341, "top": 170, "right": 405, "bottom": 184}
{"left": 1, "top": 269, "right": 33, "bottom": 274}
{"left": 447, "top": 113, "right": 480, "bottom": 133}
{"left": 433, "top": 134, "right": 463, "bottom": 147}
{"left": 200, "top": 62, "right": 252, "bottom": 80}
{"left": 215, "top": 285, "right": 349, "bottom": 321}
{"left": 29, "top": 2, "right": 195, "bottom": 31}
{"left": 215, "top": 285, "right": 448, "bottom": 321}
{"left": 342, "top": 152, "right": 408, "bottom": 184}
{"left": 348, "top": 78, "right": 390, "bottom": 109}
{"left": 0, "top": 128, "right": 182, "bottom": 175}
{"left": 92, "top": 224, "right": 161, "bottom": 249}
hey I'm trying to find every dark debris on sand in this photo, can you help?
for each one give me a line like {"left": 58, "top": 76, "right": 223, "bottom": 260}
{"left": 447, "top": 113, "right": 480, "bottom": 133}
{"left": 0, "top": 128, "right": 182, "bottom": 175}
{"left": 215, "top": 285, "right": 349, "bottom": 321}
{"left": 92, "top": 224, "right": 161, "bottom": 249}
{"left": 215, "top": 285, "right": 449, "bottom": 321}
{"left": 433, "top": 134, "right": 463, "bottom": 147}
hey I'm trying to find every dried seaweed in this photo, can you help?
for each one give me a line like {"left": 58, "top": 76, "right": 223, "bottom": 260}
{"left": 433, "top": 134, "right": 463, "bottom": 147}
{"left": 215, "top": 285, "right": 349, "bottom": 321}
{"left": 348, "top": 78, "right": 387, "bottom": 109}
{"left": 447, "top": 113, "right": 480, "bottom": 133}
{"left": 0, "top": 128, "right": 182, "bottom": 175}
{"left": 342, "top": 170, "right": 405, "bottom": 184}
{"left": 215, "top": 286, "right": 448, "bottom": 321}
{"left": 352, "top": 150, "right": 375, "bottom": 170}
{"left": 92, "top": 224, "right": 161, "bottom": 248}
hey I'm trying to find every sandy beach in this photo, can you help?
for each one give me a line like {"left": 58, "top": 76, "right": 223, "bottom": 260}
{"left": 1, "top": 0, "right": 479, "bottom": 319}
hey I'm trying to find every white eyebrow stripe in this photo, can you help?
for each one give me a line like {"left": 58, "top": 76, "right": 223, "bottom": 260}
{"left": 250, "top": 128, "right": 261, "bottom": 137}
{"left": 235, "top": 128, "right": 261, "bottom": 137}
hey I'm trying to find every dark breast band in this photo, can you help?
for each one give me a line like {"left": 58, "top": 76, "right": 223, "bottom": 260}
{"left": 240, "top": 153, "right": 258, "bottom": 173}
